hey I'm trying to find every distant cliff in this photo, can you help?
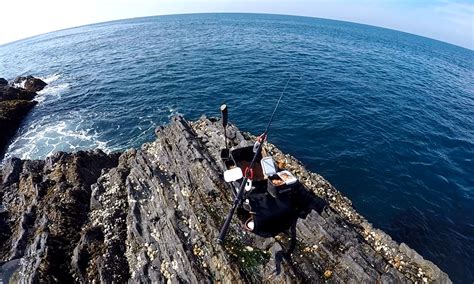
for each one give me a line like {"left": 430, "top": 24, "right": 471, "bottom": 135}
{"left": 0, "top": 116, "right": 450, "bottom": 283}
{"left": 0, "top": 76, "right": 47, "bottom": 159}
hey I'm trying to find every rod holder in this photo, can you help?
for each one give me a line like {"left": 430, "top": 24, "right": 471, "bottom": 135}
{"left": 221, "top": 104, "right": 229, "bottom": 151}
{"left": 220, "top": 104, "right": 228, "bottom": 128}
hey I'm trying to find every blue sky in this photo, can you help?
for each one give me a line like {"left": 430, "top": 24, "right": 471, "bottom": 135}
{"left": 1, "top": 0, "right": 473, "bottom": 49}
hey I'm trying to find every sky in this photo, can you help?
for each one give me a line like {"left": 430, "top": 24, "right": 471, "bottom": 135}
{"left": 1, "top": 0, "right": 473, "bottom": 49}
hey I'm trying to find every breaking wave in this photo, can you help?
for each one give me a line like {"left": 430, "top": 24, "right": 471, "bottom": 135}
{"left": 3, "top": 115, "right": 111, "bottom": 162}
{"left": 36, "top": 73, "right": 69, "bottom": 104}
{"left": 40, "top": 73, "right": 61, "bottom": 84}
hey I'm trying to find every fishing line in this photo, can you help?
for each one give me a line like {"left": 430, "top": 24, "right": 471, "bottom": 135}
{"left": 232, "top": 75, "right": 293, "bottom": 116}
{"left": 263, "top": 75, "right": 292, "bottom": 134}
{"left": 217, "top": 74, "right": 293, "bottom": 243}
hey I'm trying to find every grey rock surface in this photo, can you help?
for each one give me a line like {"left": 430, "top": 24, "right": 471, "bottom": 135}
{"left": 0, "top": 116, "right": 451, "bottom": 283}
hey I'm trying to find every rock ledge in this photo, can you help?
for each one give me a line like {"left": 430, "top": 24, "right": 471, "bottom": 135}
{"left": 0, "top": 116, "right": 451, "bottom": 283}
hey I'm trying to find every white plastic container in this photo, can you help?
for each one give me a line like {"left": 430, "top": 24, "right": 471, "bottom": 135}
{"left": 260, "top": 156, "right": 277, "bottom": 176}
{"left": 277, "top": 170, "right": 297, "bottom": 185}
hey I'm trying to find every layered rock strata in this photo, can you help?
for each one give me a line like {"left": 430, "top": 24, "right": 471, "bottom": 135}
{"left": 0, "top": 116, "right": 451, "bottom": 283}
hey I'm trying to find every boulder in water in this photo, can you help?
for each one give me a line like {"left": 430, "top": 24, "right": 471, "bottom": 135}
{"left": 13, "top": 75, "right": 47, "bottom": 92}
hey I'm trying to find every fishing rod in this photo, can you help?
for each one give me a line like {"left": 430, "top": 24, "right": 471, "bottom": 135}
{"left": 217, "top": 76, "right": 292, "bottom": 244}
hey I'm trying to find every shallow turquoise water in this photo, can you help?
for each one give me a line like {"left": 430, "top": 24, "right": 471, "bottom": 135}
{"left": 0, "top": 13, "right": 473, "bottom": 282}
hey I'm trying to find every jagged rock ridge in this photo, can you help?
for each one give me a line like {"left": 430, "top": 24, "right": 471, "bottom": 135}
{"left": 0, "top": 116, "right": 451, "bottom": 283}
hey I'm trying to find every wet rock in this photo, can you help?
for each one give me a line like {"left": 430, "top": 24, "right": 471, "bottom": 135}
{"left": 0, "top": 75, "right": 47, "bottom": 159}
{"left": 13, "top": 75, "right": 47, "bottom": 92}
{"left": 0, "top": 86, "right": 37, "bottom": 101}
{"left": 0, "top": 100, "right": 37, "bottom": 157}
{"left": 0, "top": 116, "right": 451, "bottom": 283}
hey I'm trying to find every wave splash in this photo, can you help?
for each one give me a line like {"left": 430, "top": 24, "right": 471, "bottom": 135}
{"left": 36, "top": 73, "right": 69, "bottom": 104}
{"left": 3, "top": 115, "right": 111, "bottom": 162}
{"left": 40, "top": 73, "right": 61, "bottom": 84}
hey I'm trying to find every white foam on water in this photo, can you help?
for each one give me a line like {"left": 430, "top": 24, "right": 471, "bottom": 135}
{"left": 12, "top": 73, "right": 60, "bottom": 89}
{"left": 36, "top": 73, "right": 69, "bottom": 104}
{"left": 36, "top": 83, "right": 70, "bottom": 104}
{"left": 12, "top": 80, "right": 26, "bottom": 89}
{"left": 167, "top": 107, "right": 182, "bottom": 119}
{"left": 3, "top": 116, "right": 112, "bottom": 162}
{"left": 40, "top": 73, "right": 61, "bottom": 84}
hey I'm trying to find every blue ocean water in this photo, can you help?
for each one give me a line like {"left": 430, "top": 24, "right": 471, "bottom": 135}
{"left": 0, "top": 13, "right": 472, "bottom": 282}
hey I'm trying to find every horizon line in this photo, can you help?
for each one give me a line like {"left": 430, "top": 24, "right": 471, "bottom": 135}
{"left": 1, "top": 12, "right": 472, "bottom": 51}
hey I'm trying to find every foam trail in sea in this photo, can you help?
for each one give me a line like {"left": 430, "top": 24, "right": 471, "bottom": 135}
{"left": 3, "top": 115, "right": 111, "bottom": 162}
{"left": 36, "top": 73, "right": 69, "bottom": 104}
{"left": 40, "top": 73, "right": 61, "bottom": 84}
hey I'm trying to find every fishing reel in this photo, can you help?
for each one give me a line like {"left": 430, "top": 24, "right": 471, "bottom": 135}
{"left": 253, "top": 133, "right": 267, "bottom": 153}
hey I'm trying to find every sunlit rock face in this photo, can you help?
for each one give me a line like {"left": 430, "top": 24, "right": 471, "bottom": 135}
{"left": 0, "top": 116, "right": 451, "bottom": 283}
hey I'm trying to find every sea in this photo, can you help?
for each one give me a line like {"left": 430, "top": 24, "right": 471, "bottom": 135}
{"left": 0, "top": 13, "right": 472, "bottom": 283}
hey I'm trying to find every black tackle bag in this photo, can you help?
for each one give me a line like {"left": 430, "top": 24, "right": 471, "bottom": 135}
{"left": 237, "top": 182, "right": 313, "bottom": 238}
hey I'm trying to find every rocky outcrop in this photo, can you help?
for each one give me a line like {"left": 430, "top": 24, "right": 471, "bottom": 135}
{"left": 0, "top": 100, "right": 37, "bottom": 156}
{"left": 12, "top": 76, "right": 47, "bottom": 92}
{"left": 0, "top": 86, "right": 37, "bottom": 101}
{"left": 0, "top": 76, "right": 46, "bottom": 159}
{"left": 0, "top": 116, "right": 451, "bottom": 283}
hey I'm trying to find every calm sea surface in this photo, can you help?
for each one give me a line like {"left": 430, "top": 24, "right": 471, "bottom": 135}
{"left": 0, "top": 13, "right": 473, "bottom": 283}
